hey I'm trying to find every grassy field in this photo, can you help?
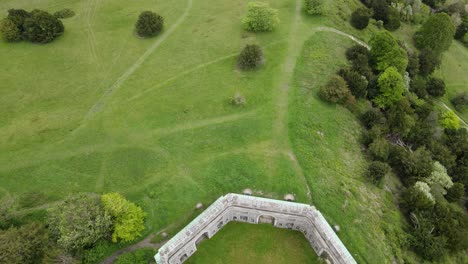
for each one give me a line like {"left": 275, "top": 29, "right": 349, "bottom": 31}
{"left": 1, "top": 0, "right": 467, "bottom": 263}
{"left": 186, "top": 222, "right": 320, "bottom": 264}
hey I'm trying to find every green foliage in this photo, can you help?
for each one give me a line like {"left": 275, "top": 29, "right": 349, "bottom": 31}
{"left": 373, "top": 67, "right": 405, "bottom": 109}
{"left": 446, "top": 182, "right": 464, "bottom": 202}
{"left": 426, "top": 77, "right": 445, "bottom": 97}
{"left": 369, "top": 137, "right": 391, "bottom": 161}
{"left": 135, "top": 11, "right": 164, "bottom": 38}
{"left": 338, "top": 68, "right": 367, "bottom": 98}
{"left": 401, "top": 182, "right": 435, "bottom": 210}
{"left": 48, "top": 193, "right": 112, "bottom": 253}
{"left": 360, "top": 107, "right": 385, "bottom": 129}
{"left": 0, "top": 195, "right": 17, "bottom": 229}
{"left": 369, "top": 32, "right": 408, "bottom": 74}
{"left": 0, "top": 222, "right": 49, "bottom": 264}
{"left": 418, "top": 48, "right": 441, "bottom": 76}
{"left": 350, "top": 8, "right": 372, "bottom": 30}
{"left": 386, "top": 99, "right": 416, "bottom": 137}
{"left": 429, "top": 141, "right": 456, "bottom": 171}
{"left": 345, "top": 45, "right": 372, "bottom": 79}
{"left": 53, "top": 8, "right": 75, "bottom": 19}
{"left": 427, "top": 161, "right": 453, "bottom": 192}
{"left": 318, "top": 75, "right": 351, "bottom": 104}
{"left": 21, "top": 9, "right": 64, "bottom": 43}
{"left": 101, "top": 193, "right": 146, "bottom": 243}
{"left": 237, "top": 44, "right": 264, "bottom": 70}
{"left": 410, "top": 75, "right": 427, "bottom": 98}
{"left": 415, "top": 13, "right": 455, "bottom": 55}
{"left": 0, "top": 18, "right": 21, "bottom": 42}
{"left": 391, "top": 147, "right": 433, "bottom": 184}
{"left": 371, "top": 0, "right": 390, "bottom": 23}
{"left": 406, "top": 52, "right": 419, "bottom": 78}
{"left": 115, "top": 248, "right": 155, "bottom": 264}
{"left": 82, "top": 240, "right": 122, "bottom": 264}
{"left": 367, "top": 161, "right": 391, "bottom": 184}
{"left": 304, "top": 0, "right": 324, "bottom": 15}
{"left": 450, "top": 92, "right": 468, "bottom": 112}
{"left": 454, "top": 15, "right": 468, "bottom": 40}
{"left": 384, "top": 8, "right": 401, "bottom": 31}
{"left": 440, "top": 111, "right": 460, "bottom": 129}
{"left": 242, "top": 2, "right": 279, "bottom": 32}
{"left": 408, "top": 212, "right": 447, "bottom": 261}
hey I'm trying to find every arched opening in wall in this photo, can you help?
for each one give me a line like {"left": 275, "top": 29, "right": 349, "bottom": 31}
{"left": 258, "top": 215, "right": 275, "bottom": 225}
{"left": 195, "top": 232, "right": 209, "bottom": 245}
{"left": 319, "top": 250, "right": 334, "bottom": 264}
{"left": 180, "top": 253, "right": 188, "bottom": 262}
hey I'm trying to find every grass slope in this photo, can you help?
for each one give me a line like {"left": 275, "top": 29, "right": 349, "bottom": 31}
{"left": 186, "top": 222, "right": 320, "bottom": 264}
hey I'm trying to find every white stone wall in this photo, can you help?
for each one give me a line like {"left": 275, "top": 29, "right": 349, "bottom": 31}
{"left": 155, "top": 194, "right": 356, "bottom": 264}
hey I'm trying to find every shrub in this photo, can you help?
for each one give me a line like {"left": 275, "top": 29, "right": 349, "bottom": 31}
{"left": 454, "top": 15, "right": 468, "bottom": 40}
{"left": 360, "top": 107, "right": 385, "bottom": 129}
{"left": 415, "top": 13, "right": 455, "bottom": 55}
{"left": 451, "top": 92, "right": 468, "bottom": 112}
{"left": 338, "top": 69, "right": 368, "bottom": 98}
{"left": 409, "top": 213, "right": 447, "bottom": 261}
{"left": 373, "top": 67, "right": 404, "bottom": 109}
{"left": 7, "top": 9, "right": 30, "bottom": 32}
{"left": 427, "top": 161, "right": 453, "bottom": 193}
{"left": 406, "top": 52, "right": 419, "bottom": 78}
{"left": 304, "top": 0, "right": 324, "bottom": 15}
{"left": 386, "top": 98, "right": 416, "bottom": 137}
{"left": 0, "top": 18, "right": 21, "bottom": 42}
{"left": 440, "top": 111, "right": 460, "bottom": 130}
{"left": 446, "top": 183, "right": 464, "bottom": 202}
{"left": 237, "top": 44, "right": 263, "bottom": 70}
{"left": 426, "top": 77, "right": 445, "bottom": 97}
{"left": 369, "top": 31, "right": 408, "bottom": 74}
{"left": 242, "top": 2, "right": 279, "bottom": 32}
{"left": 367, "top": 161, "right": 391, "bottom": 184}
{"left": 429, "top": 141, "right": 457, "bottom": 171}
{"left": 53, "top": 8, "right": 75, "bottom": 19}
{"left": 369, "top": 137, "right": 391, "bottom": 161}
{"left": 401, "top": 181, "right": 435, "bottom": 210}
{"left": 115, "top": 248, "right": 155, "bottom": 264}
{"left": 392, "top": 147, "right": 433, "bottom": 184}
{"left": 135, "top": 11, "right": 164, "bottom": 37}
{"left": 23, "top": 9, "right": 64, "bottom": 43}
{"left": 101, "top": 193, "right": 146, "bottom": 243}
{"left": 384, "top": 8, "right": 401, "bottom": 31}
{"left": 410, "top": 75, "right": 427, "bottom": 99}
{"left": 0, "top": 222, "right": 48, "bottom": 264}
{"left": 48, "top": 193, "right": 112, "bottom": 253}
{"left": 345, "top": 44, "right": 369, "bottom": 61}
{"left": 350, "top": 8, "right": 372, "bottom": 29}
{"left": 418, "top": 48, "right": 441, "bottom": 76}
{"left": 318, "top": 75, "right": 351, "bottom": 104}
{"left": 371, "top": 0, "right": 390, "bottom": 23}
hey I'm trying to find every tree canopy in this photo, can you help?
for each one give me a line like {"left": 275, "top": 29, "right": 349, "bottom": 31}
{"left": 242, "top": 2, "right": 279, "bottom": 32}
{"left": 135, "top": 11, "right": 164, "bottom": 38}
{"left": 0, "top": 222, "right": 48, "bottom": 264}
{"left": 369, "top": 31, "right": 408, "bottom": 74}
{"left": 415, "top": 13, "right": 455, "bottom": 55}
{"left": 373, "top": 67, "right": 404, "bottom": 109}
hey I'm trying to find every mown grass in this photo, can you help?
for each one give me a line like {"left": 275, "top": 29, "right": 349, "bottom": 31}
{"left": 186, "top": 222, "right": 320, "bottom": 264}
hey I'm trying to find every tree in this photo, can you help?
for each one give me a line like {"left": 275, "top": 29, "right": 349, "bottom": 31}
{"left": 409, "top": 212, "right": 447, "bottom": 261}
{"left": 446, "top": 183, "right": 464, "bottom": 202}
{"left": 401, "top": 181, "right": 435, "bottom": 210}
{"left": 418, "top": 48, "right": 441, "bottom": 76}
{"left": 429, "top": 141, "right": 456, "bottom": 171}
{"left": 346, "top": 44, "right": 369, "bottom": 61}
{"left": 360, "top": 107, "right": 385, "bottom": 129}
{"left": 237, "top": 44, "right": 263, "bottom": 70}
{"left": 440, "top": 111, "right": 460, "bottom": 129}
{"left": 406, "top": 52, "right": 419, "bottom": 78}
{"left": 23, "top": 9, "right": 64, "bottom": 43}
{"left": 242, "top": 2, "right": 279, "bottom": 32}
{"left": 135, "top": 11, "right": 163, "bottom": 38}
{"left": 369, "top": 31, "right": 408, "bottom": 74}
{"left": 304, "top": 0, "right": 324, "bottom": 15}
{"left": 454, "top": 15, "right": 468, "bottom": 40}
{"left": 427, "top": 161, "right": 453, "bottom": 193}
{"left": 0, "top": 222, "right": 48, "bottom": 264}
{"left": 450, "top": 92, "right": 468, "bottom": 112}
{"left": 386, "top": 98, "right": 416, "bottom": 137}
{"left": 48, "top": 193, "right": 112, "bottom": 253}
{"left": 371, "top": 0, "right": 390, "bottom": 23}
{"left": 351, "top": 8, "right": 372, "bottom": 29}
{"left": 101, "top": 193, "right": 146, "bottom": 243}
{"left": 0, "top": 18, "right": 21, "bottom": 42}
{"left": 367, "top": 161, "right": 391, "bottom": 184}
{"left": 338, "top": 68, "right": 368, "bottom": 98}
{"left": 318, "top": 75, "right": 351, "bottom": 104}
{"left": 369, "top": 137, "right": 391, "bottom": 161}
{"left": 415, "top": 13, "right": 456, "bottom": 55}
{"left": 426, "top": 77, "right": 445, "bottom": 97}
{"left": 373, "top": 67, "right": 405, "bottom": 109}
{"left": 7, "top": 9, "right": 30, "bottom": 33}
{"left": 384, "top": 8, "right": 401, "bottom": 31}
{"left": 392, "top": 147, "right": 433, "bottom": 184}
{"left": 410, "top": 75, "right": 428, "bottom": 99}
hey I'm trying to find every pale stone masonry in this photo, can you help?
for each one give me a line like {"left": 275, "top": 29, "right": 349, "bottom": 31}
{"left": 155, "top": 193, "right": 357, "bottom": 264}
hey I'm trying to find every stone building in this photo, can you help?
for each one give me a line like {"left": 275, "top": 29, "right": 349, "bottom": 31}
{"left": 155, "top": 193, "right": 356, "bottom": 264}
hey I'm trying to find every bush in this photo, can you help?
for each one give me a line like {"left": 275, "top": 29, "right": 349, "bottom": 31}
{"left": 53, "top": 8, "right": 75, "bottom": 19}
{"left": 373, "top": 67, "right": 404, "bottom": 109}
{"left": 350, "top": 8, "right": 372, "bottom": 30}
{"left": 0, "top": 18, "right": 21, "bottom": 41}
{"left": 135, "top": 11, "right": 164, "bottom": 37}
{"left": 346, "top": 44, "right": 369, "bottom": 61}
{"left": 237, "top": 44, "right": 263, "bottom": 70}
{"left": 360, "top": 107, "right": 385, "bottom": 129}
{"left": 454, "top": 15, "right": 468, "bottom": 40}
{"left": 304, "top": 0, "right": 324, "bottom": 15}
{"left": 242, "top": 2, "right": 279, "bottom": 32}
{"left": 369, "top": 137, "right": 391, "bottom": 161}
{"left": 23, "top": 9, "right": 64, "bottom": 43}
{"left": 367, "top": 161, "right": 391, "bottom": 184}
{"left": 451, "top": 92, "right": 468, "bottom": 112}
{"left": 371, "top": 0, "right": 390, "bottom": 23}
{"left": 318, "top": 75, "right": 351, "bottom": 104}
{"left": 418, "top": 48, "right": 441, "bottom": 76}
{"left": 440, "top": 111, "right": 460, "bottom": 130}
{"left": 384, "top": 8, "right": 401, "bottom": 31}
{"left": 426, "top": 77, "right": 445, "bottom": 97}
{"left": 446, "top": 183, "right": 464, "bottom": 202}
{"left": 115, "top": 248, "right": 155, "bottom": 264}
{"left": 401, "top": 181, "right": 435, "bottom": 210}
{"left": 369, "top": 31, "right": 408, "bottom": 74}
{"left": 415, "top": 13, "right": 455, "bottom": 55}
{"left": 410, "top": 75, "right": 427, "bottom": 99}
{"left": 406, "top": 52, "right": 419, "bottom": 78}
{"left": 409, "top": 213, "right": 447, "bottom": 261}
{"left": 338, "top": 69, "right": 368, "bottom": 98}
{"left": 392, "top": 147, "right": 433, "bottom": 184}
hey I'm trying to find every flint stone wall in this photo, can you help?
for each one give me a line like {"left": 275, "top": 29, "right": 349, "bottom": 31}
{"left": 155, "top": 193, "right": 356, "bottom": 264}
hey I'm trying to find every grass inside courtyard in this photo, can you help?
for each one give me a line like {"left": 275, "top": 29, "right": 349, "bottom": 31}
{"left": 186, "top": 222, "right": 320, "bottom": 264}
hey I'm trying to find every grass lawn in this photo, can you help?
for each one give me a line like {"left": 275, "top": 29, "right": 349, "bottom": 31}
{"left": 186, "top": 222, "right": 320, "bottom": 264}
